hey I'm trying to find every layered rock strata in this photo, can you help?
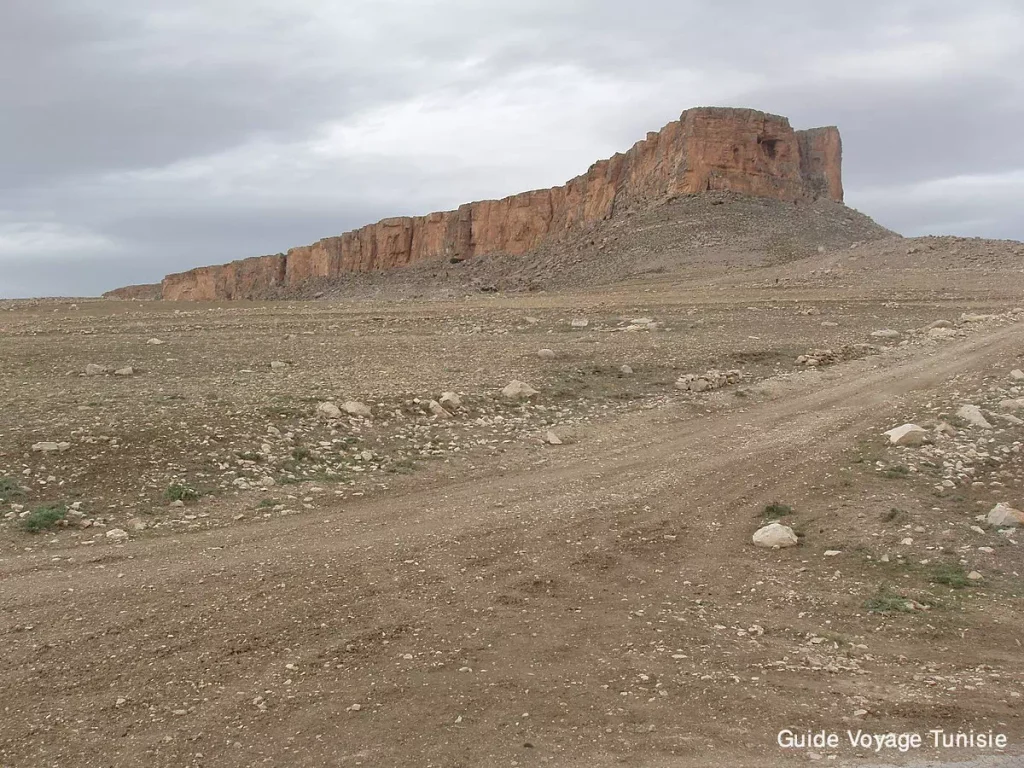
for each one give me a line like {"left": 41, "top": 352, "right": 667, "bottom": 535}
{"left": 108, "top": 107, "right": 844, "bottom": 301}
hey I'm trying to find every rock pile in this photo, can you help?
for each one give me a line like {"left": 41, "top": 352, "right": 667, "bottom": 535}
{"left": 675, "top": 369, "right": 743, "bottom": 392}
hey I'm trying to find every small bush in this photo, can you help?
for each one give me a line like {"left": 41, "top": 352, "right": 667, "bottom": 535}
{"left": 165, "top": 483, "right": 201, "bottom": 503}
{"left": 0, "top": 477, "right": 24, "bottom": 502}
{"left": 257, "top": 498, "right": 279, "bottom": 509}
{"left": 882, "top": 507, "right": 905, "bottom": 523}
{"left": 236, "top": 451, "right": 264, "bottom": 463}
{"left": 291, "top": 446, "right": 313, "bottom": 462}
{"left": 864, "top": 585, "right": 914, "bottom": 613}
{"left": 882, "top": 465, "right": 910, "bottom": 479}
{"left": 929, "top": 563, "right": 970, "bottom": 589}
{"left": 762, "top": 502, "right": 793, "bottom": 520}
{"left": 20, "top": 504, "right": 67, "bottom": 533}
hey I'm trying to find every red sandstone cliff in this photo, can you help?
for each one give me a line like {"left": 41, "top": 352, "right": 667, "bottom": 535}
{"left": 127, "top": 107, "right": 843, "bottom": 301}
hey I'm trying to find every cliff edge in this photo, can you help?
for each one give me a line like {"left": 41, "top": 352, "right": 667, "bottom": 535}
{"left": 105, "top": 107, "right": 844, "bottom": 301}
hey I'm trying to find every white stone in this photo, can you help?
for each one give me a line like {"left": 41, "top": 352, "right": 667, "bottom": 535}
{"left": 544, "top": 430, "right": 563, "bottom": 446}
{"left": 570, "top": 318, "right": 589, "bottom": 328}
{"left": 752, "top": 523, "right": 798, "bottom": 549}
{"left": 883, "top": 424, "right": 928, "bottom": 446}
{"left": 537, "top": 348, "right": 556, "bottom": 360}
{"left": 270, "top": 361, "right": 287, "bottom": 370}
{"left": 113, "top": 366, "right": 134, "bottom": 376}
{"left": 870, "top": 329, "right": 901, "bottom": 339}
{"left": 85, "top": 364, "right": 108, "bottom": 375}
{"left": 146, "top": 338, "right": 166, "bottom": 345}
{"left": 620, "top": 365, "right": 634, "bottom": 375}
{"left": 1010, "top": 369, "right": 1024, "bottom": 381}
{"left": 106, "top": 528, "right": 129, "bottom": 542}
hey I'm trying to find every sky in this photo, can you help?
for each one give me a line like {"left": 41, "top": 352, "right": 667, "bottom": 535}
{"left": 1, "top": 0, "right": 1022, "bottom": 298}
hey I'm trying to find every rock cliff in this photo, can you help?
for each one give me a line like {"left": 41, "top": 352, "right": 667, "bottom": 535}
{"left": 117, "top": 107, "right": 844, "bottom": 301}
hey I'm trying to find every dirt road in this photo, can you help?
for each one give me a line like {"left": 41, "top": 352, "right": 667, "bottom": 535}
{"left": 1, "top": 321, "right": 1022, "bottom": 767}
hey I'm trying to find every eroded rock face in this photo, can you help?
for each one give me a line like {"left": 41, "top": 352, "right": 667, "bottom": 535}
{"left": 131, "top": 107, "right": 844, "bottom": 301}
{"left": 102, "top": 283, "right": 162, "bottom": 300}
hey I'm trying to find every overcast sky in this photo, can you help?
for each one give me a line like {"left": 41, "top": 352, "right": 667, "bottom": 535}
{"left": 1, "top": 0, "right": 1022, "bottom": 298}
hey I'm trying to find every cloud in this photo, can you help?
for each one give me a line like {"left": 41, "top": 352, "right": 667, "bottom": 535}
{"left": 0, "top": 0, "right": 1022, "bottom": 298}
{"left": 0, "top": 222, "right": 117, "bottom": 258}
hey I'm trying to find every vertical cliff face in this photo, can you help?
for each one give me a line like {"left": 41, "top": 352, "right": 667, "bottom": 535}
{"left": 146, "top": 107, "right": 843, "bottom": 301}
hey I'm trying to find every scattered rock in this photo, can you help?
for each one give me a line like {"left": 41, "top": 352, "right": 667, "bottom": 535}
{"left": 270, "top": 361, "right": 288, "bottom": 371}
{"left": 146, "top": 338, "right": 166, "bottom": 345}
{"left": 1011, "top": 369, "right": 1024, "bottom": 381}
{"left": 106, "top": 528, "right": 129, "bottom": 542}
{"left": 752, "top": 523, "right": 799, "bottom": 549}
{"left": 127, "top": 517, "right": 147, "bottom": 532}
{"left": 870, "top": 329, "right": 901, "bottom": 339}
{"left": 956, "top": 405, "right": 992, "bottom": 429}
{"left": 928, "top": 320, "right": 953, "bottom": 329}
{"left": 961, "top": 312, "right": 995, "bottom": 323}
{"left": 620, "top": 365, "right": 634, "bottom": 375}
{"left": 570, "top": 318, "right": 589, "bottom": 329}
{"left": 675, "top": 369, "right": 742, "bottom": 392}
{"left": 883, "top": 424, "right": 929, "bottom": 447}
{"left": 544, "top": 430, "right": 563, "bottom": 446}
{"left": 537, "top": 348, "right": 556, "bottom": 360}
{"left": 502, "top": 380, "right": 538, "bottom": 400}
{"left": 927, "top": 327, "right": 957, "bottom": 340}
{"left": 85, "top": 364, "right": 109, "bottom": 376}
{"left": 113, "top": 366, "right": 135, "bottom": 376}
{"left": 967, "top": 571, "right": 984, "bottom": 581}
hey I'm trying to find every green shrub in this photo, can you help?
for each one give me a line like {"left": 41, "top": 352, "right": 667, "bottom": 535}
{"left": 165, "top": 483, "right": 201, "bottom": 503}
{"left": 864, "top": 585, "right": 914, "bottom": 613}
{"left": 762, "top": 502, "right": 793, "bottom": 519}
{"left": 20, "top": 504, "right": 67, "bottom": 533}
{"left": 929, "top": 563, "right": 970, "bottom": 589}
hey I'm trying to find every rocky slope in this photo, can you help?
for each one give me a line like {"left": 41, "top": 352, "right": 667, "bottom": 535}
{"left": 106, "top": 107, "right": 845, "bottom": 301}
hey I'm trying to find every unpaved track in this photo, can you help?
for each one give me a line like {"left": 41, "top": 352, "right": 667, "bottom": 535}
{"left": 2, "top": 323, "right": 1022, "bottom": 767}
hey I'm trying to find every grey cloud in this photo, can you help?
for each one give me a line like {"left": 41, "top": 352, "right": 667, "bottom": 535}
{"left": 0, "top": 0, "right": 1022, "bottom": 298}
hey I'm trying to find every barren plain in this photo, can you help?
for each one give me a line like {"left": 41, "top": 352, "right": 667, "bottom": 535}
{"left": 2, "top": 206, "right": 1024, "bottom": 766}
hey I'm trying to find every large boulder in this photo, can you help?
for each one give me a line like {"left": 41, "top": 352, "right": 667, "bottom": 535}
{"left": 316, "top": 402, "right": 342, "bottom": 419}
{"left": 987, "top": 503, "right": 1024, "bottom": 528}
{"left": 956, "top": 405, "right": 992, "bottom": 429}
{"left": 883, "top": 424, "right": 928, "bottom": 447}
{"left": 752, "top": 523, "right": 799, "bottom": 549}
{"left": 502, "top": 380, "right": 538, "bottom": 400}
{"left": 342, "top": 401, "right": 373, "bottom": 418}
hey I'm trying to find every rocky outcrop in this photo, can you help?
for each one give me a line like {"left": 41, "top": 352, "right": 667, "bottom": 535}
{"left": 120, "top": 107, "right": 844, "bottom": 301}
{"left": 102, "top": 283, "right": 162, "bottom": 300}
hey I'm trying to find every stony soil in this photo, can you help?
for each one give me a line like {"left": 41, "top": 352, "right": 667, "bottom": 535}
{"left": 2, "top": 235, "right": 1024, "bottom": 767}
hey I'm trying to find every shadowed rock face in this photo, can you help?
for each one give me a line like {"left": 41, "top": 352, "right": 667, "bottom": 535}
{"left": 116, "top": 107, "right": 844, "bottom": 301}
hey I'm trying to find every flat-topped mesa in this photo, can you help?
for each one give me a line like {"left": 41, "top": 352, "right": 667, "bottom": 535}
{"left": 152, "top": 107, "right": 842, "bottom": 301}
